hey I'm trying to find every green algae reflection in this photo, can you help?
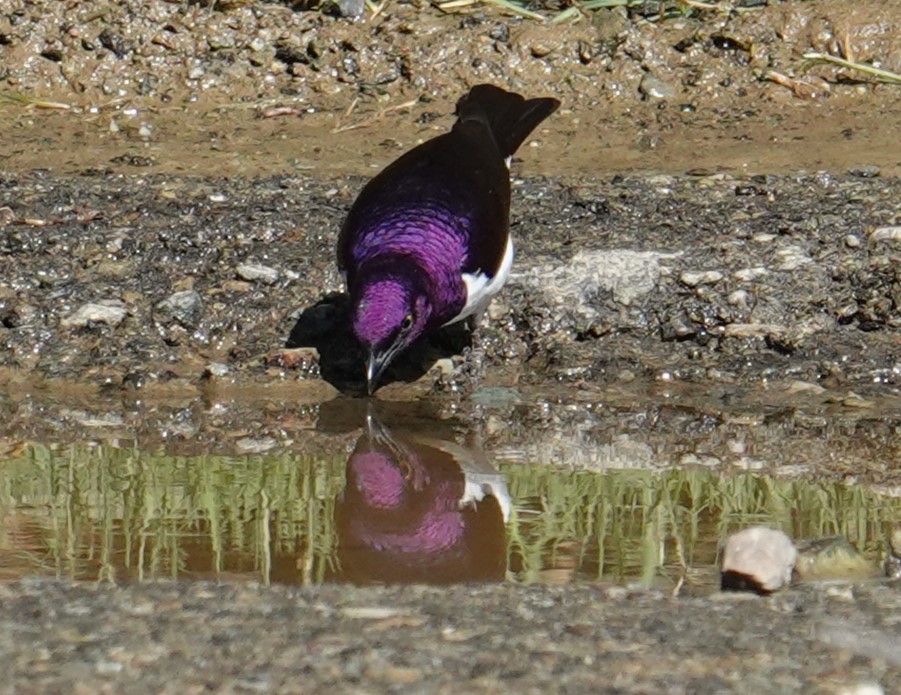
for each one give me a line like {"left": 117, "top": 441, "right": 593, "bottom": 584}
{"left": 0, "top": 443, "right": 898, "bottom": 587}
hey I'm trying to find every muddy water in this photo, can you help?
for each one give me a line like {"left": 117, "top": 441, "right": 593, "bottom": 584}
{"left": 1, "top": 395, "right": 897, "bottom": 588}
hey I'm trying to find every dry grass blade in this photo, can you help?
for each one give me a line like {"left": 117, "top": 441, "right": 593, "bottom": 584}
{"left": 366, "top": 0, "right": 390, "bottom": 19}
{"left": 331, "top": 98, "right": 419, "bottom": 134}
{"left": 802, "top": 52, "right": 901, "bottom": 84}
{"left": 551, "top": 0, "right": 632, "bottom": 25}
{"left": 0, "top": 92, "right": 72, "bottom": 110}
{"left": 438, "top": 0, "right": 546, "bottom": 21}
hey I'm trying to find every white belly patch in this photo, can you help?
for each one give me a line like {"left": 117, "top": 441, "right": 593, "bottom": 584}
{"left": 450, "top": 236, "right": 514, "bottom": 326}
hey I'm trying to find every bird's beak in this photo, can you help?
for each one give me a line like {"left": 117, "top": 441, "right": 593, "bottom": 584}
{"left": 366, "top": 350, "right": 390, "bottom": 395}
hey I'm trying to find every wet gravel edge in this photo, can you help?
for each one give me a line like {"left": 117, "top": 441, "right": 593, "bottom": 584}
{"left": 1, "top": 578, "right": 900, "bottom": 693}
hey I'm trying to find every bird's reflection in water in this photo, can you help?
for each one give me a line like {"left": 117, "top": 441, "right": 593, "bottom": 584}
{"left": 334, "top": 412, "right": 510, "bottom": 585}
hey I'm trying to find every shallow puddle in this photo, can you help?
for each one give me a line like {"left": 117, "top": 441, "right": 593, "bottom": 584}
{"left": 1, "top": 416, "right": 898, "bottom": 589}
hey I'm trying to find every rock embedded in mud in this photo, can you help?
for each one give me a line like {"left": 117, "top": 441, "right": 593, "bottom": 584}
{"left": 61, "top": 300, "right": 128, "bottom": 328}
{"left": 639, "top": 73, "right": 677, "bottom": 100}
{"left": 154, "top": 290, "right": 204, "bottom": 328}
{"left": 237, "top": 262, "right": 280, "bottom": 284}
{"left": 721, "top": 526, "right": 797, "bottom": 594}
{"left": 205, "top": 362, "right": 230, "bottom": 377}
{"left": 847, "top": 165, "right": 881, "bottom": 179}
{"left": 679, "top": 270, "right": 723, "bottom": 287}
{"left": 870, "top": 226, "right": 901, "bottom": 243}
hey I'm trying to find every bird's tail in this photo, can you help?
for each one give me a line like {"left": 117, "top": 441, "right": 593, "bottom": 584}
{"left": 455, "top": 84, "right": 560, "bottom": 158}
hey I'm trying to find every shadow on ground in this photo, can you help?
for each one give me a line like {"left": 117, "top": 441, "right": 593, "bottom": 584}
{"left": 286, "top": 292, "right": 473, "bottom": 395}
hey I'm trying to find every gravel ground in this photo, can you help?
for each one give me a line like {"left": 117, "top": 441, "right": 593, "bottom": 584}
{"left": 1, "top": 578, "right": 900, "bottom": 693}
{"left": 0, "top": 171, "right": 897, "bottom": 397}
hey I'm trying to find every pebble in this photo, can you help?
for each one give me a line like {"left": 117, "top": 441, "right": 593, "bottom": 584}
{"left": 775, "top": 246, "right": 812, "bottom": 271}
{"left": 733, "top": 267, "right": 768, "bottom": 282}
{"left": 61, "top": 300, "right": 127, "bottom": 328}
{"left": 679, "top": 270, "right": 723, "bottom": 287}
{"left": 837, "top": 685, "right": 884, "bottom": 695}
{"left": 154, "top": 290, "right": 203, "bottom": 328}
{"left": 336, "top": 0, "right": 365, "bottom": 17}
{"left": 234, "top": 437, "right": 278, "bottom": 454}
{"left": 720, "top": 526, "right": 797, "bottom": 593}
{"left": 870, "top": 225, "right": 901, "bottom": 243}
{"left": 639, "top": 73, "right": 677, "bottom": 100}
{"left": 237, "top": 263, "right": 280, "bottom": 284}
{"left": 205, "top": 362, "right": 230, "bottom": 377}
{"left": 727, "top": 289, "right": 751, "bottom": 310}
{"left": 847, "top": 165, "right": 881, "bottom": 178}
{"left": 794, "top": 536, "right": 878, "bottom": 581}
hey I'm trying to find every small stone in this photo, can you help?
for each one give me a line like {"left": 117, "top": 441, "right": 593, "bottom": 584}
{"left": 794, "top": 536, "right": 879, "bottom": 580}
{"left": 154, "top": 290, "right": 203, "bottom": 328}
{"left": 336, "top": 0, "right": 365, "bottom": 17}
{"left": 221, "top": 280, "right": 253, "bottom": 293}
{"left": 235, "top": 437, "right": 278, "bottom": 454}
{"left": 61, "top": 300, "right": 127, "bottom": 328}
{"left": 727, "top": 289, "right": 751, "bottom": 310}
{"left": 841, "top": 393, "right": 875, "bottom": 408}
{"left": 530, "top": 42, "right": 556, "bottom": 58}
{"left": 847, "top": 165, "right": 880, "bottom": 178}
{"left": 871, "top": 225, "right": 901, "bottom": 243}
{"left": 680, "top": 453, "right": 721, "bottom": 467}
{"left": 781, "top": 380, "right": 826, "bottom": 395}
{"left": 775, "top": 246, "right": 812, "bottom": 271}
{"left": 679, "top": 270, "right": 723, "bottom": 287}
{"left": 836, "top": 301, "right": 859, "bottom": 320}
{"left": 723, "top": 323, "right": 786, "bottom": 339}
{"left": 266, "top": 347, "right": 319, "bottom": 371}
{"left": 639, "top": 73, "right": 677, "bottom": 100}
{"left": 734, "top": 267, "right": 768, "bottom": 282}
{"left": 205, "top": 362, "right": 230, "bottom": 377}
{"left": 836, "top": 685, "right": 884, "bottom": 695}
{"left": 721, "top": 526, "right": 797, "bottom": 593}
{"left": 237, "top": 263, "right": 280, "bottom": 284}
{"left": 844, "top": 234, "right": 861, "bottom": 248}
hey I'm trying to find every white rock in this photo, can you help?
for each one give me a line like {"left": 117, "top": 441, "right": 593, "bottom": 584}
{"left": 837, "top": 684, "right": 884, "bottom": 695}
{"left": 727, "top": 289, "right": 751, "bottom": 310}
{"left": 521, "top": 249, "right": 681, "bottom": 310}
{"left": 733, "top": 266, "right": 768, "bottom": 282}
{"left": 679, "top": 270, "right": 723, "bottom": 287}
{"left": 61, "top": 300, "right": 127, "bottom": 328}
{"left": 775, "top": 245, "right": 812, "bottom": 271}
{"left": 235, "top": 437, "right": 278, "bottom": 454}
{"left": 871, "top": 225, "right": 901, "bottom": 243}
{"left": 721, "top": 526, "right": 797, "bottom": 592}
{"left": 237, "top": 262, "right": 280, "bottom": 284}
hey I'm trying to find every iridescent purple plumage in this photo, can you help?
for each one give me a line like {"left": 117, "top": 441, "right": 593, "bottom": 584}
{"left": 338, "top": 84, "right": 560, "bottom": 392}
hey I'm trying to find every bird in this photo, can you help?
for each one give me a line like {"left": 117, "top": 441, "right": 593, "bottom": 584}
{"left": 337, "top": 84, "right": 560, "bottom": 394}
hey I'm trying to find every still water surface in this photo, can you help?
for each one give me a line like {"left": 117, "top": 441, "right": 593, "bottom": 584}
{"left": 1, "top": 409, "right": 898, "bottom": 588}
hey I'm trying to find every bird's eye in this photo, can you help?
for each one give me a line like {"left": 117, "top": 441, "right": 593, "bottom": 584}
{"left": 401, "top": 314, "right": 413, "bottom": 331}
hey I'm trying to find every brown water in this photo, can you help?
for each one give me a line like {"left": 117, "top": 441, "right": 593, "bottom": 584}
{"left": 1, "top": 402, "right": 897, "bottom": 589}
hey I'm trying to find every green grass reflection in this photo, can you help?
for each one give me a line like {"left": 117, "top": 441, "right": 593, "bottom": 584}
{"left": 0, "top": 444, "right": 898, "bottom": 586}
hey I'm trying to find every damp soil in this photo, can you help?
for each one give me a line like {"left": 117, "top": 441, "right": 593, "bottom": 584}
{"left": 1, "top": 0, "right": 901, "bottom": 691}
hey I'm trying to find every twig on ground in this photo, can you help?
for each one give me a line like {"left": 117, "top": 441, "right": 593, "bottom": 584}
{"left": 802, "top": 52, "right": 901, "bottom": 84}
